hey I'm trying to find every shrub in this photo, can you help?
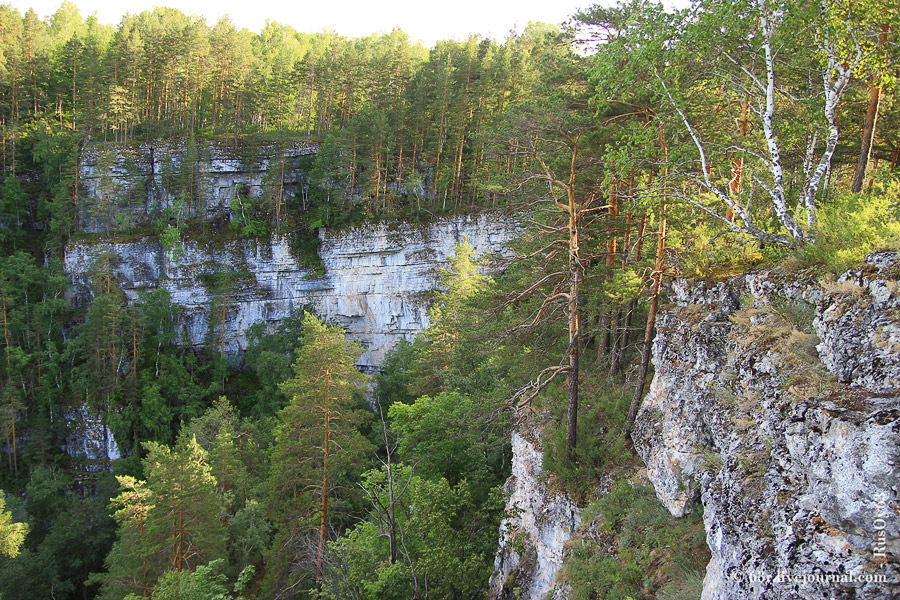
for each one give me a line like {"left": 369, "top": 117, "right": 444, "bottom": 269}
{"left": 785, "top": 184, "right": 900, "bottom": 274}
{"left": 673, "top": 220, "right": 766, "bottom": 281}
{"left": 562, "top": 481, "right": 709, "bottom": 600}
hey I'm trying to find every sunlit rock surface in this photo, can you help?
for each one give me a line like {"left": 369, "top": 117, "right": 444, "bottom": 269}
{"left": 632, "top": 252, "right": 900, "bottom": 600}
{"left": 489, "top": 430, "right": 581, "bottom": 600}
{"left": 65, "top": 214, "right": 519, "bottom": 371}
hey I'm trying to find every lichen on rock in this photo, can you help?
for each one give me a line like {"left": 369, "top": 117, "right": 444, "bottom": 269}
{"left": 631, "top": 251, "right": 900, "bottom": 599}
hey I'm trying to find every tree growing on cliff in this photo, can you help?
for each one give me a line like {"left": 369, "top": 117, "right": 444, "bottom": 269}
{"left": 584, "top": 0, "right": 894, "bottom": 245}
{"left": 496, "top": 29, "right": 612, "bottom": 456}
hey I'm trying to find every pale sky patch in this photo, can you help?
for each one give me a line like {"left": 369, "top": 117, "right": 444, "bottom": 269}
{"left": 7, "top": 0, "right": 596, "bottom": 46}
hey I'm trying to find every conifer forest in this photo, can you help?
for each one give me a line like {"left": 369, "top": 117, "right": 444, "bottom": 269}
{"left": 0, "top": 1, "right": 898, "bottom": 599}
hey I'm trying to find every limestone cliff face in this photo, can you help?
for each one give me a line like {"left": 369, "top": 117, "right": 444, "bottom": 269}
{"left": 489, "top": 430, "right": 581, "bottom": 600}
{"left": 632, "top": 252, "right": 900, "bottom": 599}
{"left": 61, "top": 406, "right": 121, "bottom": 468}
{"left": 64, "top": 214, "right": 518, "bottom": 370}
{"left": 78, "top": 140, "right": 317, "bottom": 234}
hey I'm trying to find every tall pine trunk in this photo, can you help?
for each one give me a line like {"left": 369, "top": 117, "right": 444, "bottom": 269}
{"left": 627, "top": 205, "right": 666, "bottom": 432}
{"left": 565, "top": 154, "right": 581, "bottom": 455}
{"left": 851, "top": 24, "right": 890, "bottom": 193}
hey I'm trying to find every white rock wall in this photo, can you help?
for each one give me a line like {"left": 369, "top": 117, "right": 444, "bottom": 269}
{"left": 78, "top": 140, "right": 317, "bottom": 233}
{"left": 62, "top": 406, "right": 121, "bottom": 466}
{"left": 488, "top": 431, "right": 581, "bottom": 600}
{"left": 65, "top": 214, "right": 519, "bottom": 370}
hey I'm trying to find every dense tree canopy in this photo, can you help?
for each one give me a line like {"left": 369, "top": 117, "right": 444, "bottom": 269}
{"left": 0, "top": 0, "right": 897, "bottom": 598}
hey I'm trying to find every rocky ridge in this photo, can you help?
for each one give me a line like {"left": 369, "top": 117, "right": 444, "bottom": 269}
{"left": 632, "top": 251, "right": 900, "bottom": 599}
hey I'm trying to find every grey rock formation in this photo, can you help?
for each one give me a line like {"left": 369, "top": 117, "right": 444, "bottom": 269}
{"left": 632, "top": 252, "right": 900, "bottom": 600}
{"left": 65, "top": 214, "right": 519, "bottom": 371}
{"left": 79, "top": 140, "right": 317, "bottom": 233}
{"left": 61, "top": 406, "right": 121, "bottom": 467}
{"left": 489, "top": 430, "right": 581, "bottom": 600}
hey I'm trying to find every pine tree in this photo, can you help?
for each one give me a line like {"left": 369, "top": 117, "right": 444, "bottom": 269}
{"left": 267, "top": 312, "right": 372, "bottom": 593}
{"left": 94, "top": 476, "right": 157, "bottom": 599}
{"left": 143, "top": 435, "right": 225, "bottom": 573}
{"left": 95, "top": 435, "right": 225, "bottom": 599}
{"left": 0, "top": 492, "right": 27, "bottom": 558}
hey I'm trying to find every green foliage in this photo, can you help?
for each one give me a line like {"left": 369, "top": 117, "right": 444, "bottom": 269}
{"left": 264, "top": 313, "right": 374, "bottom": 595}
{"left": 96, "top": 434, "right": 226, "bottom": 599}
{"left": 673, "top": 220, "right": 766, "bottom": 281}
{"left": 0, "top": 175, "right": 26, "bottom": 248}
{"left": 768, "top": 297, "right": 816, "bottom": 334}
{"left": 331, "top": 472, "right": 503, "bottom": 600}
{"left": 389, "top": 390, "right": 507, "bottom": 500}
{"left": 542, "top": 384, "right": 634, "bottom": 499}
{"left": 1, "top": 473, "right": 118, "bottom": 600}
{"left": 149, "top": 559, "right": 254, "bottom": 600}
{"left": 229, "top": 194, "right": 268, "bottom": 239}
{"left": 373, "top": 339, "right": 419, "bottom": 407}
{"left": 784, "top": 186, "right": 900, "bottom": 274}
{"left": 143, "top": 436, "right": 226, "bottom": 570}
{"left": 238, "top": 311, "right": 307, "bottom": 417}
{"left": 562, "top": 481, "right": 708, "bottom": 600}
{"left": 290, "top": 230, "right": 326, "bottom": 275}
{"left": 1, "top": 2, "right": 898, "bottom": 598}
{"left": 159, "top": 224, "right": 183, "bottom": 261}
{"left": 227, "top": 500, "right": 271, "bottom": 574}
{"left": 0, "top": 493, "right": 27, "bottom": 558}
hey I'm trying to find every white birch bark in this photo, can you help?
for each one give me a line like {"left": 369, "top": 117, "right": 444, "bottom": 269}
{"left": 756, "top": 0, "right": 805, "bottom": 240}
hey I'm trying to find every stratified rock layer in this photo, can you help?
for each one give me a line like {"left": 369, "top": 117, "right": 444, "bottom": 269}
{"left": 65, "top": 214, "right": 518, "bottom": 370}
{"left": 79, "top": 140, "right": 317, "bottom": 233}
{"left": 489, "top": 430, "right": 581, "bottom": 600}
{"left": 632, "top": 253, "right": 900, "bottom": 600}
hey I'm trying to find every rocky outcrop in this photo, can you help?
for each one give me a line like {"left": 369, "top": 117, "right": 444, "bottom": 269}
{"left": 79, "top": 140, "right": 317, "bottom": 233}
{"left": 632, "top": 252, "right": 900, "bottom": 600}
{"left": 65, "top": 214, "right": 518, "bottom": 370}
{"left": 489, "top": 430, "right": 581, "bottom": 600}
{"left": 61, "top": 406, "right": 121, "bottom": 467}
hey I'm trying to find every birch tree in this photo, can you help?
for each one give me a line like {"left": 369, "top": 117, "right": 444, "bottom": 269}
{"left": 587, "top": 0, "right": 890, "bottom": 245}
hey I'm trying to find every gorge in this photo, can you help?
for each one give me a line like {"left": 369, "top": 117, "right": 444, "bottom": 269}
{"left": 63, "top": 145, "right": 900, "bottom": 600}
{"left": 1, "top": 1, "right": 899, "bottom": 597}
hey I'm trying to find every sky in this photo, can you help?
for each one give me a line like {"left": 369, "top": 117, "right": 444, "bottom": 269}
{"left": 6, "top": 0, "right": 595, "bottom": 46}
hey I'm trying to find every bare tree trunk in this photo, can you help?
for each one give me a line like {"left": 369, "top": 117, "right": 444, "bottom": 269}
{"left": 565, "top": 162, "right": 581, "bottom": 456}
{"left": 609, "top": 306, "right": 622, "bottom": 378}
{"left": 597, "top": 311, "right": 610, "bottom": 360}
{"left": 851, "top": 24, "right": 890, "bottom": 193}
{"left": 623, "top": 299, "right": 637, "bottom": 350}
{"left": 627, "top": 206, "right": 666, "bottom": 432}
